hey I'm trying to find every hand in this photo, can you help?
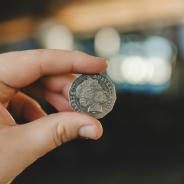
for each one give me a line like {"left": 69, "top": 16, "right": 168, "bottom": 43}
{"left": 0, "top": 49, "right": 107, "bottom": 183}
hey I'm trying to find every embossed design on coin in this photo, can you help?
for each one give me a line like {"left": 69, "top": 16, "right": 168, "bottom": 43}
{"left": 69, "top": 74, "right": 116, "bottom": 119}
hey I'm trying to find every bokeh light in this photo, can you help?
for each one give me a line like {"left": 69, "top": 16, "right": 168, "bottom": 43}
{"left": 107, "top": 35, "right": 175, "bottom": 93}
{"left": 94, "top": 27, "right": 120, "bottom": 57}
{"left": 37, "top": 20, "right": 74, "bottom": 50}
{"left": 120, "top": 56, "right": 148, "bottom": 84}
{"left": 143, "top": 36, "right": 173, "bottom": 61}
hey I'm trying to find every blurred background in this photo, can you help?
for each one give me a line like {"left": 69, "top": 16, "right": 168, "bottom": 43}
{"left": 1, "top": 0, "right": 184, "bottom": 183}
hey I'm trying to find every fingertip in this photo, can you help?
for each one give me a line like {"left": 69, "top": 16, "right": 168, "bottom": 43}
{"left": 89, "top": 56, "right": 108, "bottom": 72}
{"left": 96, "top": 58, "right": 108, "bottom": 72}
{"left": 93, "top": 119, "right": 103, "bottom": 140}
{"left": 56, "top": 111, "right": 103, "bottom": 140}
{"left": 86, "top": 115, "right": 103, "bottom": 139}
{"left": 78, "top": 114, "right": 103, "bottom": 140}
{"left": 73, "top": 51, "right": 108, "bottom": 73}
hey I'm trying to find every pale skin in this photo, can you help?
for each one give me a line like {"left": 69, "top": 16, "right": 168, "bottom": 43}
{"left": 0, "top": 49, "right": 107, "bottom": 184}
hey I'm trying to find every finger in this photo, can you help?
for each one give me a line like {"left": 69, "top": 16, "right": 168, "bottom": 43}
{"left": 44, "top": 91, "right": 72, "bottom": 112}
{"left": 0, "top": 112, "right": 103, "bottom": 182}
{"left": 0, "top": 49, "right": 107, "bottom": 88}
{"left": 41, "top": 74, "right": 76, "bottom": 99}
{"left": 0, "top": 103, "right": 15, "bottom": 127}
{"left": 23, "top": 83, "right": 72, "bottom": 112}
{"left": 0, "top": 81, "right": 17, "bottom": 106}
{"left": 25, "top": 74, "right": 76, "bottom": 100}
{"left": 23, "top": 74, "right": 76, "bottom": 111}
{"left": 8, "top": 92, "right": 46, "bottom": 122}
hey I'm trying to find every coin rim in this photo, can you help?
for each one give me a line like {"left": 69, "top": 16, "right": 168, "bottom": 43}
{"left": 69, "top": 74, "right": 116, "bottom": 119}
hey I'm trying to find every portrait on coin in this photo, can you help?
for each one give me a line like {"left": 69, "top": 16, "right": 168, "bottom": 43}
{"left": 76, "top": 78, "right": 107, "bottom": 113}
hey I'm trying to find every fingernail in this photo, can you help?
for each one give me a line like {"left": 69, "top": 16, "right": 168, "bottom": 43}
{"left": 79, "top": 125, "right": 97, "bottom": 139}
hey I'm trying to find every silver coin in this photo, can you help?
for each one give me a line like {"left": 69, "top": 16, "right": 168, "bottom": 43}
{"left": 69, "top": 74, "right": 116, "bottom": 119}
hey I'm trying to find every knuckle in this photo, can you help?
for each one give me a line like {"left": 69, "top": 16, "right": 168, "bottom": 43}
{"left": 53, "top": 122, "right": 69, "bottom": 147}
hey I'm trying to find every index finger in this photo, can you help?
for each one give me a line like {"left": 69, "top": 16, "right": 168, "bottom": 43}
{"left": 0, "top": 49, "right": 107, "bottom": 88}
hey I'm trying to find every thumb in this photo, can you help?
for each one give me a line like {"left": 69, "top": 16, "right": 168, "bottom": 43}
{"left": 0, "top": 112, "right": 103, "bottom": 183}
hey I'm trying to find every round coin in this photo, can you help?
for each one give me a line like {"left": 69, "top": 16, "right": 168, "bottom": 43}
{"left": 69, "top": 74, "right": 116, "bottom": 119}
